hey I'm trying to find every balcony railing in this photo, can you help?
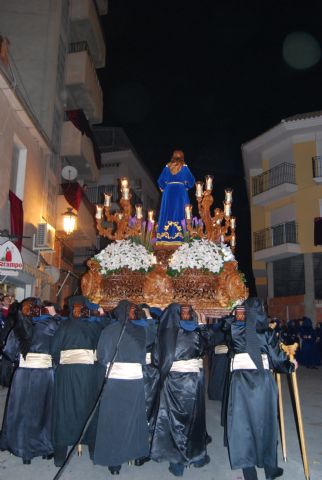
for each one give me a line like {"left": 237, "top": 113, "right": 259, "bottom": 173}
{"left": 66, "top": 41, "right": 103, "bottom": 123}
{"left": 254, "top": 221, "right": 298, "bottom": 252}
{"left": 312, "top": 156, "right": 322, "bottom": 178}
{"left": 252, "top": 163, "right": 296, "bottom": 196}
{"left": 85, "top": 184, "right": 142, "bottom": 206}
{"left": 70, "top": 0, "right": 106, "bottom": 67}
{"left": 69, "top": 41, "right": 102, "bottom": 93}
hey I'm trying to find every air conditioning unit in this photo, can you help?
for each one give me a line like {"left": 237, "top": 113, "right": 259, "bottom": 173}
{"left": 33, "top": 223, "right": 55, "bottom": 251}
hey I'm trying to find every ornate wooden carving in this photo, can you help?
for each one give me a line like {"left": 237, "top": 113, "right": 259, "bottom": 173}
{"left": 154, "top": 244, "right": 177, "bottom": 265}
{"left": 143, "top": 264, "right": 174, "bottom": 306}
{"left": 81, "top": 257, "right": 248, "bottom": 316}
{"left": 80, "top": 259, "right": 102, "bottom": 304}
{"left": 186, "top": 189, "right": 236, "bottom": 248}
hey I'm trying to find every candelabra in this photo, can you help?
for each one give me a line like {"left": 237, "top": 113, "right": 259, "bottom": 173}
{"left": 184, "top": 175, "right": 236, "bottom": 249}
{"left": 95, "top": 177, "right": 156, "bottom": 242}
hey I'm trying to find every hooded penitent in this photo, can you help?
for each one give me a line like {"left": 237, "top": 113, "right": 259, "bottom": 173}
{"left": 0, "top": 297, "right": 61, "bottom": 462}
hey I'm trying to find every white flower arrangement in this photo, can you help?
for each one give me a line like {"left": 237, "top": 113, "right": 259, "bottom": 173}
{"left": 94, "top": 239, "right": 156, "bottom": 276}
{"left": 168, "top": 239, "right": 235, "bottom": 276}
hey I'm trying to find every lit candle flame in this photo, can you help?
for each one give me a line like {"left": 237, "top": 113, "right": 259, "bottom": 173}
{"left": 95, "top": 205, "right": 103, "bottom": 220}
{"left": 205, "top": 175, "right": 213, "bottom": 191}
{"left": 122, "top": 187, "right": 130, "bottom": 200}
{"left": 104, "top": 193, "right": 112, "bottom": 207}
{"left": 135, "top": 204, "right": 143, "bottom": 219}
{"left": 196, "top": 181, "right": 204, "bottom": 198}
{"left": 148, "top": 209, "right": 154, "bottom": 221}
{"left": 225, "top": 189, "right": 233, "bottom": 204}
{"left": 185, "top": 204, "right": 192, "bottom": 220}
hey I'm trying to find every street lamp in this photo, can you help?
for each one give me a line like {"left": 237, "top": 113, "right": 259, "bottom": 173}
{"left": 62, "top": 207, "right": 77, "bottom": 235}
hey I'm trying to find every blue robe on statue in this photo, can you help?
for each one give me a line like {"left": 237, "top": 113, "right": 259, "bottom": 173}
{"left": 156, "top": 164, "right": 195, "bottom": 245}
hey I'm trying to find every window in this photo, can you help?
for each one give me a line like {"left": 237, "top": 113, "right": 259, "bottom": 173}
{"left": 273, "top": 255, "right": 305, "bottom": 297}
{"left": 10, "top": 140, "right": 27, "bottom": 200}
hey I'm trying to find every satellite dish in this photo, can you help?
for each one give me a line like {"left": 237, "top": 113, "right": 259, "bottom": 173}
{"left": 61, "top": 165, "right": 78, "bottom": 181}
{"left": 45, "top": 266, "right": 60, "bottom": 284}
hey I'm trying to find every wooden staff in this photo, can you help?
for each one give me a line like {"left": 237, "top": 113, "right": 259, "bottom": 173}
{"left": 281, "top": 343, "right": 310, "bottom": 480}
{"left": 77, "top": 444, "right": 82, "bottom": 456}
{"left": 276, "top": 372, "right": 287, "bottom": 461}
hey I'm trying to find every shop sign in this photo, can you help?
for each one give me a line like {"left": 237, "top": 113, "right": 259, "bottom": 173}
{"left": 0, "top": 241, "right": 23, "bottom": 276}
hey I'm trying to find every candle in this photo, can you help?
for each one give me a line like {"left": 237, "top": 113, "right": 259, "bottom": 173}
{"left": 122, "top": 187, "right": 130, "bottom": 200}
{"left": 135, "top": 204, "right": 143, "bottom": 219}
{"left": 95, "top": 205, "right": 103, "bottom": 220}
{"left": 230, "top": 217, "right": 236, "bottom": 229}
{"left": 148, "top": 209, "right": 154, "bottom": 221}
{"left": 196, "top": 181, "right": 204, "bottom": 198}
{"left": 225, "top": 189, "right": 233, "bottom": 204}
{"left": 224, "top": 202, "right": 231, "bottom": 217}
{"left": 231, "top": 233, "right": 236, "bottom": 247}
{"left": 120, "top": 177, "right": 129, "bottom": 189}
{"left": 205, "top": 175, "right": 213, "bottom": 191}
{"left": 185, "top": 204, "right": 192, "bottom": 220}
{"left": 104, "top": 193, "right": 112, "bottom": 207}
{"left": 117, "top": 212, "right": 123, "bottom": 220}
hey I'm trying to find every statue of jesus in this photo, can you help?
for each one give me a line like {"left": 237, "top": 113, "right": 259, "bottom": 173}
{"left": 156, "top": 150, "right": 195, "bottom": 245}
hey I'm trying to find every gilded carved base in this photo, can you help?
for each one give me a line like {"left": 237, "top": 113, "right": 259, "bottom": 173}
{"left": 81, "top": 255, "right": 248, "bottom": 316}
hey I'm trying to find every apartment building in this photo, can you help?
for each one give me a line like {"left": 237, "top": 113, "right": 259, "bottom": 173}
{"left": 242, "top": 111, "right": 322, "bottom": 323}
{"left": 0, "top": 0, "right": 107, "bottom": 303}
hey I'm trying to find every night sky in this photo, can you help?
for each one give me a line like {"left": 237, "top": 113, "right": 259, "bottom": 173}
{"left": 98, "top": 0, "right": 322, "bottom": 293}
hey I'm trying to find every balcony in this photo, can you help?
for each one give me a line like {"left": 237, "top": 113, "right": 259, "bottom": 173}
{"left": 312, "top": 156, "right": 322, "bottom": 184}
{"left": 251, "top": 163, "right": 297, "bottom": 206}
{"left": 253, "top": 220, "right": 301, "bottom": 262}
{"left": 61, "top": 120, "right": 99, "bottom": 182}
{"left": 56, "top": 194, "right": 96, "bottom": 249}
{"left": 70, "top": 0, "right": 106, "bottom": 68}
{"left": 65, "top": 42, "right": 103, "bottom": 123}
{"left": 85, "top": 184, "right": 142, "bottom": 206}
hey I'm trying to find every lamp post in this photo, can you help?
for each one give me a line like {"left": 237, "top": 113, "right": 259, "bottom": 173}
{"left": 62, "top": 207, "right": 77, "bottom": 235}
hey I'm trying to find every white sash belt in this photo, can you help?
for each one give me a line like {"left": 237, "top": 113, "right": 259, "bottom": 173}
{"left": 215, "top": 345, "right": 228, "bottom": 354}
{"left": 106, "top": 362, "right": 143, "bottom": 380}
{"left": 197, "top": 358, "right": 204, "bottom": 369}
{"left": 19, "top": 353, "right": 52, "bottom": 369}
{"left": 170, "top": 358, "right": 201, "bottom": 373}
{"left": 231, "top": 353, "right": 269, "bottom": 371}
{"left": 60, "top": 349, "right": 97, "bottom": 365}
{"left": 145, "top": 352, "right": 152, "bottom": 365}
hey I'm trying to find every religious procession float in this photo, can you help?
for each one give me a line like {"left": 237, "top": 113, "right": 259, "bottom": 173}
{"left": 81, "top": 150, "right": 248, "bottom": 316}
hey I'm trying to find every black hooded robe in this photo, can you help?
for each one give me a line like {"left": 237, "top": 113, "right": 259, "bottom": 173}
{"left": 150, "top": 303, "right": 207, "bottom": 466}
{"left": 142, "top": 315, "right": 160, "bottom": 431}
{"left": 0, "top": 314, "right": 61, "bottom": 461}
{"left": 93, "top": 301, "right": 149, "bottom": 467}
{"left": 224, "top": 298, "right": 294, "bottom": 471}
{"left": 208, "top": 321, "right": 229, "bottom": 401}
{"left": 51, "top": 316, "right": 106, "bottom": 452}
